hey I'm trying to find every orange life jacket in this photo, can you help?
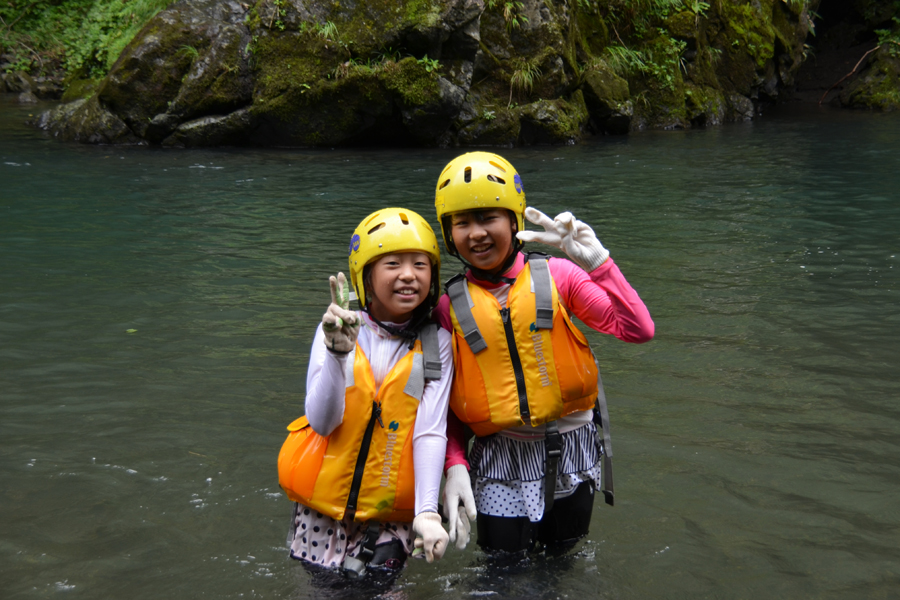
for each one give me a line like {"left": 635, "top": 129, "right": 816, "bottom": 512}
{"left": 277, "top": 325, "right": 441, "bottom": 522}
{"left": 447, "top": 256, "right": 598, "bottom": 436}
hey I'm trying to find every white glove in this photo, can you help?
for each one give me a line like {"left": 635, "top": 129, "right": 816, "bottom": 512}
{"left": 321, "top": 272, "right": 359, "bottom": 354}
{"left": 413, "top": 511, "right": 449, "bottom": 563}
{"left": 442, "top": 464, "right": 477, "bottom": 550}
{"left": 516, "top": 207, "right": 610, "bottom": 272}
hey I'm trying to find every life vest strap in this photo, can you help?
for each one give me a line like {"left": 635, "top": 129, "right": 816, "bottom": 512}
{"left": 403, "top": 324, "right": 443, "bottom": 400}
{"left": 543, "top": 419, "right": 561, "bottom": 516}
{"left": 419, "top": 323, "right": 442, "bottom": 381}
{"left": 342, "top": 522, "right": 381, "bottom": 577}
{"left": 447, "top": 274, "right": 488, "bottom": 353}
{"left": 528, "top": 255, "right": 555, "bottom": 330}
{"left": 593, "top": 370, "right": 615, "bottom": 507}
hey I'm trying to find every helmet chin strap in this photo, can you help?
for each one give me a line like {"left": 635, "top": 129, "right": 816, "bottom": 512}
{"left": 456, "top": 239, "right": 523, "bottom": 285}
{"left": 361, "top": 303, "right": 431, "bottom": 348}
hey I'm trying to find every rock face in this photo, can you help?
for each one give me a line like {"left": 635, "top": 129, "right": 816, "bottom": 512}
{"left": 790, "top": 0, "right": 900, "bottom": 110}
{"left": 37, "top": 0, "right": 822, "bottom": 146}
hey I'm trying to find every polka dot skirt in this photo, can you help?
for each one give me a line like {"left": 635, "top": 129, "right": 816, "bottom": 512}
{"left": 470, "top": 422, "right": 603, "bottom": 523}
{"left": 288, "top": 505, "right": 415, "bottom": 568}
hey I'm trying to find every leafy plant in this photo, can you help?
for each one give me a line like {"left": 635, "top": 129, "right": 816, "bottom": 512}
{"left": 0, "top": 0, "right": 174, "bottom": 77}
{"left": 482, "top": 109, "right": 496, "bottom": 120}
{"left": 875, "top": 17, "right": 900, "bottom": 57}
{"left": 417, "top": 55, "right": 441, "bottom": 73}
{"left": 267, "top": 0, "right": 286, "bottom": 31}
{"left": 509, "top": 57, "right": 542, "bottom": 106}
{"left": 487, "top": 0, "right": 529, "bottom": 32}
{"left": 604, "top": 33, "right": 686, "bottom": 91}
{"left": 176, "top": 45, "right": 200, "bottom": 60}
{"left": 316, "top": 21, "right": 339, "bottom": 41}
{"left": 604, "top": 45, "right": 649, "bottom": 76}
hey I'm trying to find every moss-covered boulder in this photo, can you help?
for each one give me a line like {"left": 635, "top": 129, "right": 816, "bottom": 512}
{"left": 36, "top": 0, "right": 827, "bottom": 146}
{"left": 840, "top": 45, "right": 900, "bottom": 110}
{"left": 34, "top": 96, "right": 142, "bottom": 144}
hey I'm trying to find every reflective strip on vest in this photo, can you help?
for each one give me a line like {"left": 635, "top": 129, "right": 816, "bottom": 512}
{"left": 529, "top": 256, "right": 555, "bottom": 330}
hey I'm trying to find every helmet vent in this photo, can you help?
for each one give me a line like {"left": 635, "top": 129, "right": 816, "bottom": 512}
{"left": 399, "top": 213, "right": 409, "bottom": 224}
{"left": 364, "top": 213, "right": 381, "bottom": 226}
{"left": 488, "top": 161, "right": 507, "bottom": 172}
{"left": 487, "top": 174, "right": 506, "bottom": 184}
{"left": 439, "top": 178, "right": 450, "bottom": 190}
{"left": 464, "top": 167, "right": 472, "bottom": 183}
{"left": 368, "top": 223, "right": 385, "bottom": 235}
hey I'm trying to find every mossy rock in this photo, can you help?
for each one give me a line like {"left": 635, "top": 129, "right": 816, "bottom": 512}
{"left": 34, "top": 0, "right": 828, "bottom": 146}
{"left": 840, "top": 47, "right": 900, "bottom": 111}
{"left": 161, "top": 107, "right": 257, "bottom": 146}
{"left": 34, "top": 97, "right": 142, "bottom": 144}
{"left": 60, "top": 78, "right": 102, "bottom": 103}
{"left": 457, "top": 105, "right": 521, "bottom": 146}
{"left": 581, "top": 63, "right": 631, "bottom": 134}
{"left": 684, "top": 83, "right": 726, "bottom": 127}
{"left": 518, "top": 93, "right": 589, "bottom": 144}
{"left": 665, "top": 11, "right": 699, "bottom": 42}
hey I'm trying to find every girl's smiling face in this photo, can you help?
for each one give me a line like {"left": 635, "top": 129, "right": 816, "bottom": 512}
{"left": 450, "top": 209, "right": 516, "bottom": 273}
{"left": 365, "top": 252, "right": 432, "bottom": 323}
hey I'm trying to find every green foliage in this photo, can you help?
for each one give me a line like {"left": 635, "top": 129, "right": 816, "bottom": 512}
{"left": 416, "top": 55, "right": 441, "bottom": 72}
{"left": 486, "top": 0, "right": 529, "bottom": 32}
{"left": 482, "top": 109, "right": 496, "bottom": 120}
{"left": 316, "top": 21, "right": 339, "bottom": 41}
{"left": 176, "top": 45, "right": 200, "bottom": 60}
{"left": 0, "top": 0, "right": 172, "bottom": 77}
{"left": 875, "top": 17, "right": 900, "bottom": 57}
{"left": 603, "top": 0, "right": 683, "bottom": 39}
{"left": 604, "top": 31, "right": 686, "bottom": 91}
{"left": 509, "top": 57, "right": 542, "bottom": 106}
{"left": 266, "top": 0, "right": 286, "bottom": 31}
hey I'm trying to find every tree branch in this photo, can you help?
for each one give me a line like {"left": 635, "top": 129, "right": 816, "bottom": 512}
{"left": 819, "top": 45, "right": 879, "bottom": 105}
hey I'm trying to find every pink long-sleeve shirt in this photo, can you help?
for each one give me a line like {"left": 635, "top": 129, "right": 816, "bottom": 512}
{"left": 434, "top": 252, "right": 654, "bottom": 471}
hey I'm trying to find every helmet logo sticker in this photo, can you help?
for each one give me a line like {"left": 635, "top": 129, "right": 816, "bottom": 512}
{"left": 514, "top": 174, "right": 524, "bottom": 194}
{"left": 349, "top": 233, "right": 361, "bottom": 256}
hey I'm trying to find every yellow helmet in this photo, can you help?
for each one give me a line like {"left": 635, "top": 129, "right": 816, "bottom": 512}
{"left": 434, "top": 152, "right": 526, "bottom": 257}
{"left": 348, "top": 207, "right": 441, "bottom": 310}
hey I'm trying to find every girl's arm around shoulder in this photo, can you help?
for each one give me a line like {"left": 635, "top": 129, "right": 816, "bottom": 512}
{"left": 549, "top": 256, "right": 655, "bottom": 343}
{"left": 305, "top": 322, "right": 351, "bottom": 436}
{"left": 412, "top": 326, "right": 454, "bottom": 515}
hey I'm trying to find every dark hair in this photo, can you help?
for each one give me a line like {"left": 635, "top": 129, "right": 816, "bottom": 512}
{"left": 442, "top": 209, "right": 518, "bottom": 256}
{"left": 362, "top": 261, "right": 440, "bottom": 319}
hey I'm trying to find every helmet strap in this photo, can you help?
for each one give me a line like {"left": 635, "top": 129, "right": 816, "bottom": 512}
{"left": 362, "top": 304, "right": 430, "bottom": 349}
{"left": 458, "top": 239, "right": 522, "bottom": 285}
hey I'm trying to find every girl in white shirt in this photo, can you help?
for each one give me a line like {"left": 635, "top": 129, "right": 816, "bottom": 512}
{"left": 279, "top": 208, "right": 452, "bottom": 577}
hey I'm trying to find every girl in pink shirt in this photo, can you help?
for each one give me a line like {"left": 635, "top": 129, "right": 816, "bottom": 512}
{"left": 433, "top": 152, "right": 654, "bottom": 554}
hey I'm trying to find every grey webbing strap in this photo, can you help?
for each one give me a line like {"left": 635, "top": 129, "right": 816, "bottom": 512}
{"left": 342, "top": 522, "right": 381, "bottom": 577}
{"left": 529, "top": 256, "right": 554, "bottom": 330}
{"left": 403, "top": 354, "right": 425, "bottom": 400}
{"left": 287, "top": 502, "right": 300, "bottom": 546}
{"left": 595, "top": 371, "right": 615, "bottom": 506}
{"left": 419, "top": 324, "right": 442, "bottom": 381}
{"left": 543, "top": 420, "right": 562, "bottom": 516}
{"left": 447, "top": 276, "right": 488, "bottom": 354}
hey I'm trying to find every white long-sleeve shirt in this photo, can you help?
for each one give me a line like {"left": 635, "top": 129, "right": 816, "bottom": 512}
{"left": 304, "top": 312, "right": 453, "bottom": 516}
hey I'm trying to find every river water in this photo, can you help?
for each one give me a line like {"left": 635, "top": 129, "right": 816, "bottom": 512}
{"left": 2, "top": 96, "right": 899, "bottom": 599}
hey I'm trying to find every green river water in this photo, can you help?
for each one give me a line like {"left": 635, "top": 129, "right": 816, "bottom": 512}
{"left": 2, "top": 96, "right": 899, "bottom": 599}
